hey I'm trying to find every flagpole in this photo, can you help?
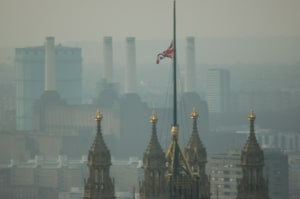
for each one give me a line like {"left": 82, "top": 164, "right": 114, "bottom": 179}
{"left": 172, "top": 0, "right": 177, "bottom": 127}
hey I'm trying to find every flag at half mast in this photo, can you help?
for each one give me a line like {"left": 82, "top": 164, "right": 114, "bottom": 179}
{"left": 156, "top": 40, "right": 174, "bottom": 64}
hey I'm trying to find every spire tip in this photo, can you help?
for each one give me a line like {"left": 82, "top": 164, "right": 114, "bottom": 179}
{"left": 248, "top": 109, "right": 256, "bottom": 121}
{"left": 95, "top": 109, "right": 103, "bottom": 121}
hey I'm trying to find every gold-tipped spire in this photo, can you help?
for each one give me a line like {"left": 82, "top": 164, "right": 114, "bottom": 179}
{"left": 248, "top": 109, "right": 256, "bottom": 121}
{"left": 149, "top": 111, "right": 158, "bottom": 123}
{"left": 85, "top": 109, "right": 115, "bottom": 199}
{"left": 95, "top": 109, "right": 103, "bottom": 121}
{"left": 190, "top": 107, "right": 199, "bottom": 119}
{"left": 171, "top": 126, "right": 178, "bottom": 137}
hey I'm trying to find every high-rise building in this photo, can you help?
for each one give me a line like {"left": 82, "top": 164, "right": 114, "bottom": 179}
{"left": 206, "top": 69, "right": 230, "bottom": 113}
{"left": 236, "top": 110, "right": 269, "bottom": 199}
{"left": 208, "top": 150, "right": 241, "bottom": 199}
{"left": 103, "top": 36, "right": 114, "bottom": 84}
{"left": 185, "top": 36, "right": 196, "bottom": 92}
{"left": 15, "top": 37, "right": 82, "bottom": 131}
{"left": 264, "top": 148, "right": 289, "bottom": 199}
{"left": 208, "top": 148, "right": 289, "bottom": 199}
{"left": 83, "top": 110, "right": 115, "bottom": 199}
{"left": 289, "top": 153, "right": 300, "bottom": 199}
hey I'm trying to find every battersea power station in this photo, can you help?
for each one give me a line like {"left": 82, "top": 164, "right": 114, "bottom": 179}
{"left": 7, "top": 34, "right": 271, "bottom": 199}
{"left": 0, "top": 29, "right": 274, "bottom": 199}
{"left": 79, "top": 23, "right": 270, "bottom": 199}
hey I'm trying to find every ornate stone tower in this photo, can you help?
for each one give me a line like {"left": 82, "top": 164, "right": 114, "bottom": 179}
{"left": 83, "top": 110, "right": 115, "bottom": 199}
{"left": 236, "top": 110, "right": 269, "bottom": 199}
{"left": 164, "top": 125, "right": 195, "bottom": 199}
{"left": 140, "top": 112, "right": 168, "bottom": 199}
{"left": 185, "top": 108, "right": 210, "bottom": 199}
{"left": 141, "top": 108, "right": 212, "bottom": 199}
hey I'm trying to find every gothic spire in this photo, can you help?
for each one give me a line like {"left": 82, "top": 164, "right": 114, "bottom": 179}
{"left": 237, "top": 109, "right": 269, "bottom": 199}
{"left": 185, "top": 107, "right": 206, "bottom": 162}
{"left": 241, "top": 109, "right": 263, "bottom": 166}
{"left": 140, "top": 112, "right": 168, "bottom": 199}
{"left": 185, "top": 108, "right": 211, "bottom": 199}
{"left": 83, "top": 110, "right": 115, "bottom": 199}
{"left": 143, "top": 111, "right": 165, "bottom": 167}
{"left": 88, "top": 110, "right": 111, "bottom": 167}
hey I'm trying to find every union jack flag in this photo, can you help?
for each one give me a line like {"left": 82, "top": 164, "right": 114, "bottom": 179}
{"left": 156, "top": 41, "right": 174, "bottom": 64}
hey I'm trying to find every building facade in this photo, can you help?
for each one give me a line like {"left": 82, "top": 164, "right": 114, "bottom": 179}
{"left": 0, "top": 156, "right": 86, "bottom": 199}
{"left": 289, "top": 153, "right": 300, "bottom": 199}
{"left": 206, "top": 69, "right": 230, "bottom": 113}
{"left": 15, "top": 37, "right": 82, "bottom": 131}
{"left": 208, "top": 150, "right": 241, "bottom": 199}
{"left": 208, "top": 148, "right": 289, "bottom": 199}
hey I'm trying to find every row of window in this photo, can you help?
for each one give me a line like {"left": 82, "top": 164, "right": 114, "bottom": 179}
{"left": 211, "top": 177, "right": 236, "bottom": 182}
{"left": 211, "top": 170, "right": 241, "bottom": 175}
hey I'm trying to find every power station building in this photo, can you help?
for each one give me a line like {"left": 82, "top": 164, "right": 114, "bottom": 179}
{"left": 8, "top": 35, "right": 278, "bottom": 199}
{"left": 30, "top": 36, "right": 209, "bottom": 159}
{"left": 15, "top": 37, "right": 82, "bottom": 131}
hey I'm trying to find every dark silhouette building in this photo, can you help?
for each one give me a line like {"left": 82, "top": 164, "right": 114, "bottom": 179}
{"left": 185, "top": 108, "right": 210, "bottom": 199}
{"left": 236, "top": 110, "right": 269, "bottom": 199}
{"left": 139, "top": 112, "right": 168, "bottom": 199}
{"left": 83, "top": 111, "right": 115, "bottom": 199}
{"left": 140, "top": 108, "right": 210, "bottom": 199}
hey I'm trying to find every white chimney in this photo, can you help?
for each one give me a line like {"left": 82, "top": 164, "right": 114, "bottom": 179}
{"left": 185, "top": 36, "right": 196, "bottom": 92}
{"left": 44, "top": 36, "right": 56, "bottom": 91}
{"left": 125, "top": 37, "right": 137, "bottom": 94}
{"left": 103, "top": 36, "right": 113, "bottom": 83}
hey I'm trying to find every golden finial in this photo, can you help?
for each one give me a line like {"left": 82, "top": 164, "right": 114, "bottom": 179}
{"left": 171, "top": 126, "right": 178, "bottom": 137}
{"left": 248, "top": 109, "right": 256, "bottom": 121}
{"left": 149, "top": 111, "right": 158, "bottom": 123}
{"left": 190, "top": 107, "right": 199, "bottom": 119}
{"left": 95, "top": 109, "right": 103, "bottom": 121}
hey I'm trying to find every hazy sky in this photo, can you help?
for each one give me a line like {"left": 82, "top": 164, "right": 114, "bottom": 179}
{"left": 0, "top": 0, "right": 300, "bottom": 47}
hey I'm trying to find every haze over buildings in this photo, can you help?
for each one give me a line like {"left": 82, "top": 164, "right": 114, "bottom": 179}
{"left": 0, "top": 0, "right": 300, "bottom": 199}
{"left": 15, "top": 38, "right": 82, "bottom": 131}
{"left": 1, "top": 0, "right": 300, "bottom": 47}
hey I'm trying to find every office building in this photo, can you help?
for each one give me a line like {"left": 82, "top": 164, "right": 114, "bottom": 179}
{"left": 289, "top": 153, "right": 300, "bottom": 199}
{"left": 208, "top": 126, "right": 288, "bottom": 199}
{"left": 206, "top": 69, "right": 230, "bottom": 113}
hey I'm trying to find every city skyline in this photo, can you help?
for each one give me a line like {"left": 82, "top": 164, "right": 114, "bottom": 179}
{"left": 0, "top": 1, "right": 300, "bottom": 198}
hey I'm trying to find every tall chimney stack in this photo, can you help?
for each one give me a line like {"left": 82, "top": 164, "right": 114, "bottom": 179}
{"left": 44, "top": 36, "right": 56, "bottom": 91}
{"left": 103, "top": 36, "right": 113, "bottom": 83}
{"left": 125, "top": 37, "right": 137, "bottom": 94}
{"left": 185, "top": 36, "right": 196, "bottom": 92}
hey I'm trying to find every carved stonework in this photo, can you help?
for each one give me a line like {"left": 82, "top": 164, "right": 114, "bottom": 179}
{"left": 236, "top": 110, "right": 269, "bottom": 199}
{"left": 185, "top": 108, "right": 210, "bottom": 199}
{"left": 140, "top": 112, "right": 168, "bottom": 199}
{"left": 141, "top": 109, "right": 211, "bottom": 199}
{"left": 83, "top": 111, "right": 115, "bottom": 199}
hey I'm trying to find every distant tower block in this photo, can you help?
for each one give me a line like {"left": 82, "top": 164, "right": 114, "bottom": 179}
{"left": 185, "top": 36, "right": 196, "bottom": 92}
{"left": 103, "top": 36, "right": 114, "bottom": 83}
{"left": 44, "top": 36, "right": 56, "bottom": 91}
{"left": 125, "top": 37, "right": 137, "bottom": 94}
